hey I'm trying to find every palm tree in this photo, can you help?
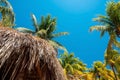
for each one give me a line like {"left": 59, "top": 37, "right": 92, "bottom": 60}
{"left": 89, "top": 61, "right": 114, "bottom": 80}
{"left": 59, "top": 52, "right": 87, "bottom": 79}
{"left": 104, "top": 49, "right": 120, "bottom": 78}
{"left": 111, "top": 51, "right": 120, "bottom": 79}
{"left": 0, "top": 27, "right": 65, "bottom": 80}
{"left": 91, "top": 61, "right": 103, "bottom": 80}
{"left": 0, "top": 0, "right": 15, "bottom": 27}
{"left": 90, "top": 1, "right": 120, "bottom": 37}
{"left": 16, "top": 14, "right": 68, "bottom": 52}
{"left": 90, "top": 1, "right": 120, "bottom": 80}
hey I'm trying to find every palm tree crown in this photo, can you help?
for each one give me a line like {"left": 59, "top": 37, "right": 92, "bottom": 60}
{"left": 90, "top": 61, "right": 115, "bottom": 80}
{"left": 59, "top": 52, "right": 87, "bottom": 79}
{"left": 90, "top": 1, "right": 120, "bottom": 37}
{"left": 0, "top": 0, "right": 15, "bottom": 27}
{"left": 16, "top": 14, "right": 69, "bottom": 52}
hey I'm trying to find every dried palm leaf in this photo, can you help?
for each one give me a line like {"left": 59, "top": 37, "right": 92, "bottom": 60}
{"left": 0, "top": 27, "right": 65, "bottom": 80}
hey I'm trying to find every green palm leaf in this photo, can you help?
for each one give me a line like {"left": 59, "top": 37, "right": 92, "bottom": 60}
{"left": 113, "top": 36, "right": 120, "bottom": 48}
{"left": 72, "top": 64, "right": 82, "bottom": 70}
{"left": 65, "top": 63, "right": 74, "bottom": 74}
{"left": 90, "top": 25, "right": 109, "bottom": 32}
{"left": 51, "top": 32, "right": 69, "bottom": 38}
{"left": 90, "top": 25, "right": 110, "bottom": 37}
{"left": 48, "top": 40, "right": 68, "bottom": 52}
{"left": 115, "top": 56, "right": 120, "bottom": 66}
{"left": 16, "top": 27, "right": 34, "bottom": 34}
{"left": 3, "top": 0, "right": 13, "bottom": 10}
{"left": 36, "top": 29, "right": 47, "bottom": 38}
{"left": 46, "top": 18, "right": 56, "bottom": 32}
{"left": 93, "top": 15, "right": 114, "bottom": 26}
{"left": 0, "top": 0, "right": 15, "bottom": 27}
{"left": 31, "top": 13, "right": 39, "bottom": 31}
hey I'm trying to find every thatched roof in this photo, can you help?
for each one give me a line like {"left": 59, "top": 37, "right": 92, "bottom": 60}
{"left": 0, "top": 27, "right": 65, "bottom": 80}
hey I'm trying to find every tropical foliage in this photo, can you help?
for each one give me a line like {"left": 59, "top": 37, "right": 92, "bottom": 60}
{"left": 59, "top": 52, "right": 87, "bottom": 80}
{"left": 16, "top": 14, "right": 68, "bottom": 52}
{"left": 90, "top": 61, "right": 115, "bottom": 80}
{"left": 90, "top": 1, "right": 120, "bottom": 80}
{"left": 1, "top": 0, "right": 120, "bottom": 80}
{"left": 0, "top": 0, "right": 15, "bottom": 27}
{"left": 90, "top": 1, "right": 120, "bottom": 37}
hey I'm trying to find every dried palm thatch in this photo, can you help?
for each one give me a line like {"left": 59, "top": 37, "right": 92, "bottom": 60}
{"left": 0, "top": 27, "right": 65, "bottom": 80}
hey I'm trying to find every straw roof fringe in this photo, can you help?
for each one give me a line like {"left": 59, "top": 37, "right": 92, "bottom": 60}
{"left": 0, "top": 27, "right": 65, "bottom": 80}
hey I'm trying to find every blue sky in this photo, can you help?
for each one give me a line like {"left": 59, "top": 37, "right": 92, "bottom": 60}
{"left": 9, "top": 0, "right": 109, "bottom": 67}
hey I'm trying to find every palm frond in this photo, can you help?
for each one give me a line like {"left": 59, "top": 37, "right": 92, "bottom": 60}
{"left": 31, "top": 13, "right": 39, "bottom": 31}
{"left": 106, "top": 1, "right": 115, "bottom": 17}
{"left": 60, "top": 51, "right": 69, "bottom": 58}
{"left": 72, "top": 64, "right": 82, "bottom": 70}
{"left": 106, "top": 1, "right": 120, "bottom": 25}
{"left": 0, "top": 0, "right": 15, "bottom": 27}
{"left": 46, "top": 22, "right": 56, "bottom": 34}
{"left": 2, "top": 0, "right": 13, "bottom": 10}
{"left": 39, "top": 15, "right": 53, "bottom": 30}
{"left": 51, "top": 32, "right": 69, "bottom": 38}
{"left": 74, "top": 69, "right": 83, "bottom": 75}
{"left": 90, "top": 25, "right": 110, "bottom": 37}
{"left": 90, "top": 25, "right": 109, "bottom": 32}
{"left": 58, "top": 58, "right": 62, "bottom": 65}
{"left": 45, "top": 14, "right": 51, "bottom": 24}
{"left": 48, "top": 40, "right": 68, "bottom": 52}
{"left": 93, "top": 15, "right": 114, "bottom": 26}
{"left": 36, "top": 29, "right": 47, "bottom": 39}
{"left": 1, "top": 9, "right": 15, "bottom": 27}
{"left": 16, "top": 27, "right": 35, "bottom": 34}
{"left": 65, "top": 63, "right": 74, "bottom": 74}
{"left": 42, "top": 15, "right": 51, "bottom": 30}
{"left": 39, "top": 16, "right": 45, "bottom": 30}
{"left": 69, "top": 57, "right": 79, "bottom": 63}
{"left": 114, "top": 55, "right": 120, "bottom": 66}
{"left": 113, "top": 40, "right": 120, "bottom": 49}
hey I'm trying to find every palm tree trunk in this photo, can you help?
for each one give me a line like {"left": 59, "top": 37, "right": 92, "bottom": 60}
{"left": 106, "top": 35, "right": 118, "bottom": 80}
{"left": 107, "top": 35, "right": 113, "bottom": 52}
{"left": 111, "top": 64, "right": 118, "bottom": 80}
